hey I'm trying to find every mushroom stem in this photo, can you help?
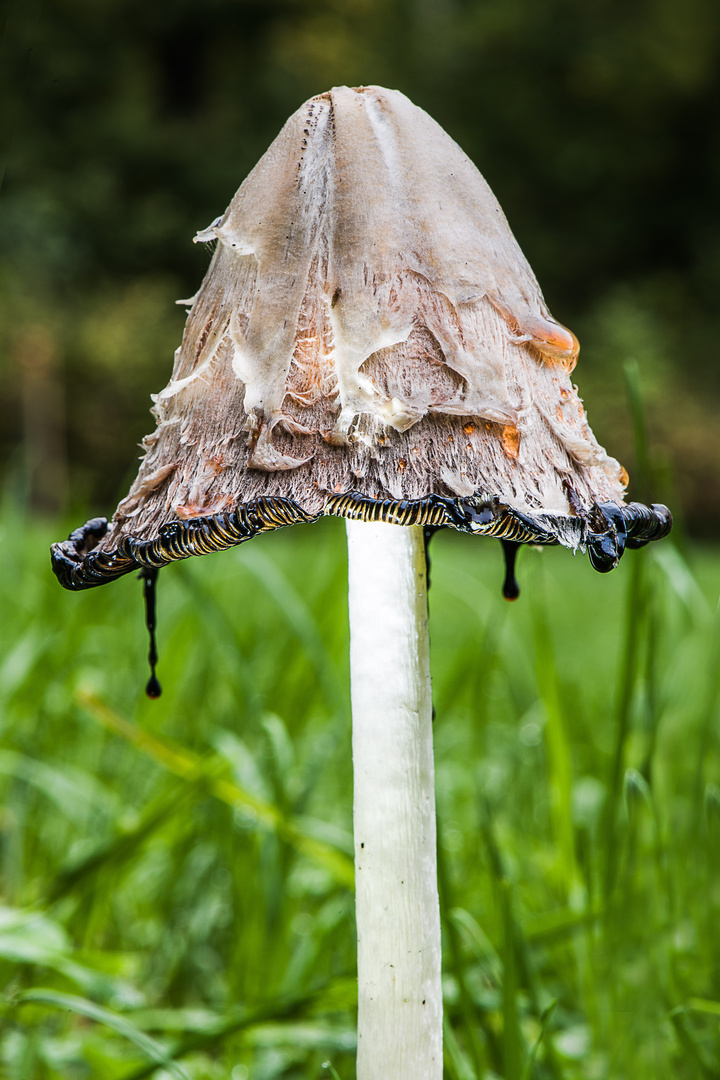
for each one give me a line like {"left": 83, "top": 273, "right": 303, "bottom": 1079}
{"left": 346, "top": 518, "right": 442, "bottom": 1078}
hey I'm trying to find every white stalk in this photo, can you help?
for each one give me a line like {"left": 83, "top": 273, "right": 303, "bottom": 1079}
{"left": 346, "top": 518, "right": 442, "bottom": 1079}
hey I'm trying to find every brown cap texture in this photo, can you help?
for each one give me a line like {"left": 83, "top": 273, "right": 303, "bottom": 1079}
{"left": 52, "top": 86, "right": 670, "bottom": 589}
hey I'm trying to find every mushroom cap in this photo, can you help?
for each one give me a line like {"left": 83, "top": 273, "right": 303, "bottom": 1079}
{"left": 52, "top": 86, "right": 670, "bottom": 590}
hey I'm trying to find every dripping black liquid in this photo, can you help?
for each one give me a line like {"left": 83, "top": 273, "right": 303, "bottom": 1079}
{"left": 141, "top": 568, "right": 162, "bottom": 698}
{"left": 501, "top": 540, "right": 521, "bottom": 601}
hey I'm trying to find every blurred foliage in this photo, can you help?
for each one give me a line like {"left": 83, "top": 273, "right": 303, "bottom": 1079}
{"left": 1, "top": 510, "right": 720, "bottom": 1077}
{"left": 2, "top": 0, "right": 719, "bottom": 526}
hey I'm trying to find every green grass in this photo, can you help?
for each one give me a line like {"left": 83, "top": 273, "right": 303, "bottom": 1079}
{"left": 1, "top": 501, "right": 719, "bottom": 1079}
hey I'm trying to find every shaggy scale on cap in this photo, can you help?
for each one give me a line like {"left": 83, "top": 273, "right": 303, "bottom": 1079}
{"left": 52, "top": 85, "right": 670, "bottom": 590}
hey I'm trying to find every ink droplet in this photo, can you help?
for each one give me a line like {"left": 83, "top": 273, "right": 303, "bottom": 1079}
{"left": 141, "top": 567, "right": 162, "bottom": 698}
{"left": 145, "top": 673, "right": 162, "bottom": 699}
{"left": 501, "top": 540, "right": 521, "bottom": 601}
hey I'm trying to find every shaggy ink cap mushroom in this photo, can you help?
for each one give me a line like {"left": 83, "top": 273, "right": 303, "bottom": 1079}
{"left": 51, "top": 85, "right": 671, "bottom": 593}
{"left": 50, "top": 84, "right": 673, "bottom": 1080}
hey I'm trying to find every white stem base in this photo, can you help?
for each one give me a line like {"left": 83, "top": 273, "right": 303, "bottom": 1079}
{"left": 346, "top": 518, "right": 442, "bottom": 1080}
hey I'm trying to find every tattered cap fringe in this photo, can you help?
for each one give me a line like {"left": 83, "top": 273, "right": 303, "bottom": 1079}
{"left": 51, "top": 496, "right": 672, "bottom": 591}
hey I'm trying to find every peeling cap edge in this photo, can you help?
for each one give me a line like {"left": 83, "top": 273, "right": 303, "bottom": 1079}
{"left": 50, "top": 496, "right": 672, "bottom": 591}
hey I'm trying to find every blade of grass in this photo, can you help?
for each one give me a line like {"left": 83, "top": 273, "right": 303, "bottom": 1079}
{"left": 443, "top": 1015, "right": 477, "bottom": 1080}
{"left": 77, "top": 690, "right": 354, "bottom": 887}
{"left": 686, "top": 997, "right": 720, "bottom": 1017}
{"left": 476, "top": 800, "right": 524, "bottom": 1080}
{"left": 602, "top": 359, "right": 654, "bottom": 898}
{"left": 174, "top": 560, "right": 264, "bottom": 718}
{"left": 239, "top": 546, "right": 346, "bottom": 713}
{"left": 601, "top": 548, "right": 646, "bottom": 901}
{"left": 638, "top": 575, "right": 660, "bottom": 785}
{"left": 437, "top": 816, "right": 487, "bottom": 1079}
{"left": 322, "top": 1061, "right": 344, "bottom": 1080}
{"left": 449, "top": 907, "right": 502, "bottom": 980}
{"left": 668, "top": 1006, "right": 718, "bottom": 1080}
{"left": 47, "top": 779, "right": 197, "bottom": 901}
{"left": 531, "top": 575, "right": 583, "bottom": 905}
{"left": 120, "top": 974, "right": 355, "bottom": 1080}
{"left": 478, "top": 799, "right": 564, "bottom": 1080}
{"left": 0, "top": 749, "right": 119, "bottom": 825}
{"left": 12, "top": 989, "right": 192, "bottom": 1080}
{"left": 500, "top": 880, "right": 523, "bottom": 1080}
{"left": 520, "top": 1000, "right": 557, "bottom": 1080}
{"left": 692, "top": 596, "right": 720, "bottom": 809}
{"left": 0, "top": 906, "right": 138, "bottom": 1001}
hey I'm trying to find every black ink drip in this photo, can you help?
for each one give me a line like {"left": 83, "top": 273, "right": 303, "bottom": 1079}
{"left": 423, "top": 525, "right": 441, "bottom": 723}
{"left": 501, "top": 540, "right": 521, "bottom": 601}
{"left": 141, "top": 568, "right": 162, "bottom": 698}
{"left": 423, "top": 525, "right": 441, "bottom": 591}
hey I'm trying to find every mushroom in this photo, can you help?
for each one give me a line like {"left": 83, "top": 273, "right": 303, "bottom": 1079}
{"left": 51, "top": 86, "right": 671, "bottom": 1078}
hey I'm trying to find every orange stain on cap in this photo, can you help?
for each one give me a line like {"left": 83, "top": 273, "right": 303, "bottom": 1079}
{"left": 501, "top": 425, "right": 520, "bottom": 459}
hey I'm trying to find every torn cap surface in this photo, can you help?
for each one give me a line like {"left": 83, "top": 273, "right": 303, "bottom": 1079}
{"left": 52, "top": 85, "right": 671, "bottom": 589}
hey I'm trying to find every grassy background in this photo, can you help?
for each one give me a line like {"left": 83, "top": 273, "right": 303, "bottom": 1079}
{"left": 1, "top": 504, "right": 719, "bottom": 1079}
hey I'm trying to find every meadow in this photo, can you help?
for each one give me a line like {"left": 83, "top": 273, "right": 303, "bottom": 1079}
{"left": 1, "top": 502, "right": 719, "bottom": 1079}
